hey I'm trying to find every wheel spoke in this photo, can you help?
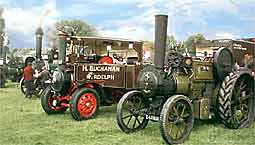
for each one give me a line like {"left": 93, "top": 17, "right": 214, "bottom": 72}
{"left": 173, "top": 106, "right": 179, "bottom": 117}
{"left": 175, "top": 125, "right": 181, "bottom": 139}
{"left": 135, "top": 116, "right": 142, "bottom": 125}
{"left": 170, "top": 125, "right": 176, "bottom": 139}
{"left": 182, "top": 113, "right": 190, "bottom": 118}
{"left": 168, "top": 115, "right": 175, "bottom": 122}
{"left": 132, "top": 117, "right": 137, "bottom": 129}
{"left": 126, "top": 116, "right": 133, "bottom": 126}
{"left": 239, "top": 80, "right": 246, "bottom": 90}
{"left": 178, "top": 124, "right": 185, "bottom": 139}
{"left": 180, "top": 105, "right": 186, "bottom": 118}
{"left": 167, "top": 123, "right": 173, "bottom": 136}
{"left": 240, "top": 94, "right": 251, "bottom": 102}
{"left": 122, "top": 114, "right": 132, "bottom": 120}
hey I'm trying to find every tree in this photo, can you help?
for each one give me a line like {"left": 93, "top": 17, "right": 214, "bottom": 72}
{"left": 184, "top": 33, "right": 206, "bottom": 55}
{"left": 47, "top": 19, "right": 99, "bottom": 49}
{"left": 55, "top": 20, "right": 98, "bottom": 36}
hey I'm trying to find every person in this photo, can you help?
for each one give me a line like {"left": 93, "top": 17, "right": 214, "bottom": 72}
{"left": 37, "top": 66, "right": 50, "bottom": 89}
{"left": 23, "top": 61, "right": 34, "bottom": 98}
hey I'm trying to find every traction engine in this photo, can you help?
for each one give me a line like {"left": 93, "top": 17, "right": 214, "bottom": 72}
{"left": 116, "top": 15, "right": 255, "bottom": 144}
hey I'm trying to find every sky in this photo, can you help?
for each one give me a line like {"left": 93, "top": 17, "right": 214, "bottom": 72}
{"left": 0, "top": 0, "right": 254, "bottom": 48}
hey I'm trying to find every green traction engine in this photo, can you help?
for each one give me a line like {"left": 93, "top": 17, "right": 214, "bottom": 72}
{"left": 116, "top": 15, "right": 255, "bottom": 144}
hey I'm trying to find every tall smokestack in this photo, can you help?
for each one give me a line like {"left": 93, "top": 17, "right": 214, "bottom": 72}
{"left": 35, "top": 27, "right": 43, "bottom": 60}
{"left": 0, "top": 7, "right": 5, "bottom": 60}
{"left": 154, "top": 15, "right": 168, "bottom": 69}
{"left": 58, "top": 31, "right": 68, "bottom": 64}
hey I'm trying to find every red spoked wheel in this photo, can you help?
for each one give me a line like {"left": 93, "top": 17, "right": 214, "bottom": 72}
{"left": 41, "top": 86, "right": 67, "bottom": 114}
{"left": 99, "top": 56, "right": 113, "bottom": 64}
{"left": 77, "top": 93, "right": 97, "bottom": 118}
{"left": 70, "top": 88, "right": 100, "bottom": 121}
{"left": 47, "top": 96, "right": 63, "bottom": 111}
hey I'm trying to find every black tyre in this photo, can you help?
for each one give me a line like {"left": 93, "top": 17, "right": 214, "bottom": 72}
{"left": 20, "top": 77, "right": 43, "bottom": 97}
{"left": 160, "top": 95, "right": 194, "bottom": 144}
{"left": 41, "top": 86, "right": 67, "bottom": 114}
{"left": 20, "top": 77, "right": 26, "bottom": 95}
{"left": 70, "top": 88, "right": 100, "bottom": 121}
{"left": 218, "top": 71, "right": 254, "bottom": 129}
{"left": 117, "top": 90, "right": 149, "bottom": 133}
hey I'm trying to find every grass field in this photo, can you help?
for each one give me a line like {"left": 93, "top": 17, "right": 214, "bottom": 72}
{"left": 0, "top": 82, "right": 255, "bottom": 145}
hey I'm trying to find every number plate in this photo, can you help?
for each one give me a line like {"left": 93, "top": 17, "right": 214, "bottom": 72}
{"left": 145, "top": 114, "right": 159, "bottom": 121}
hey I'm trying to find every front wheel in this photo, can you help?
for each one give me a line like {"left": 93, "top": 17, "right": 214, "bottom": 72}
{"left": 41, "top": 86, "right": 67, "bottom": 114}
{"left": 70, "top": 88, "right": 100, "bottom": 121}
{"left": 116, "top": 90, "right": 149, "bottom": 133}
{"left": 160, "top": 95, "right": 194, "bottom": 144}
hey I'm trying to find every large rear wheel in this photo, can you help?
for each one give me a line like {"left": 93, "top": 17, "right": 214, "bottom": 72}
{"left": 117, "top": 90, "right": 149, "bottom": 133}
{"left": 160, "top": 95, "right": 194, "bottom": 144}
{"left": 70, "top": 88, "right": 100, "bottom": 121}
{"left": 218, "top": 71, "right": 254, "bottom": 129}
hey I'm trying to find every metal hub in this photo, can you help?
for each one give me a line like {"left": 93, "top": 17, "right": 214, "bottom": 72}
{"left": 86, "top": 102, "right": 91, "bottom": 107}
{"left": 52, "top": 100, "right": 57, "bottom": 107}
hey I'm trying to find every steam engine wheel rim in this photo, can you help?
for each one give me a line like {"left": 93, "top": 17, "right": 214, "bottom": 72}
{"left": 77, "top": 93, "right": 97, "bottom": 118}
{"left": 231, "top": 76, "right": 251, "bottom": 126}
{"left": 218, "top": 72, "right": 254, "bottom": 129}
{"left": 117, "top": 91, "right": 149, "bottom": 133}
{"left": 47, "top": 92, "right": 63, "bottom": 111}
{"left": 20, "top": 77, "right": 26, "bottom": 95}
{"left": 160, "top": 95, "right": 194, "bottom": 144}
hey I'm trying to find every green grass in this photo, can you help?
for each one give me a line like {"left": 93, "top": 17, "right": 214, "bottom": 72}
{"left": 0, "top": 82, "right": 255, "bottom": 145}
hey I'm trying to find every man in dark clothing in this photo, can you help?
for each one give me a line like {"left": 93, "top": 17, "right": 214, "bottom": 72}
{"left": 23, "top": 62, "right": 34, "bottom": 98}
{"left": 37, "top": 66, "right": 50, "bottom": 89}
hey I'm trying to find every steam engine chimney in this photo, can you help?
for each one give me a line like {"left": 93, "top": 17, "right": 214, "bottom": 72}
{"left": 35, "top": 27, "right": 43, "bottom": 60}
{"left": 0, "top": 8, "right": 5, "bottom": 61}
{"left": 154, "top": 15, "right": 168, "bottom": 69}
{"left": 58, "top": 31, "right": 68, "bottom": 64}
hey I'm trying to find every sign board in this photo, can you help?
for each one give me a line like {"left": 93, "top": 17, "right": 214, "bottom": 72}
{"left": 76, "top": 64, "right": 125, "bottom": 88}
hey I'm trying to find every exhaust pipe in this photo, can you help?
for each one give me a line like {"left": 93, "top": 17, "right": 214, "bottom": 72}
{"left": 154, "top": 15, "right": 168, "bottom": 69}
{"left": 58, "top": 31, "right": 67, "bottom": 64}
{"left": 0, "top": 8, "right": 5, "bottom": 60}
{"left": 35, "top": 27, "right": 43, "bottom": 60}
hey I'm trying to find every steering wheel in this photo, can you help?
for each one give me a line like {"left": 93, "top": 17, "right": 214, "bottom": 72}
{"left": 166, "top": 51, "right": 184, "bottom": 68}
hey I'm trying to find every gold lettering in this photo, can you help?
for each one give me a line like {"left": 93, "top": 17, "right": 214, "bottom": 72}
{"left": 83, "top": 66, "right": 121, "bottom": 72}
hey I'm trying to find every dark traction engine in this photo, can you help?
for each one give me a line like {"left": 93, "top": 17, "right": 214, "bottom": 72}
{"left": 116, "top": 15, "right": 255, "bottom": 144}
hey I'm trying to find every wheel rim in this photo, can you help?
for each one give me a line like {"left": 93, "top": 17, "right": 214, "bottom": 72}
{"left": 120, "top": 93, "right": 148, "bottom": 131}
{"left": 77, "top": 93, "right": 97, "bottom": 118}
{"left": 47, "top": 92, "right": 63, "bottom": 111}
{"left": 21, "top": 80, "right": 27, "bottom": 94}
{"left": 230, "top": 75, "right": 253, "bottom": 127}
{"left": 164, "top": 99, "right": 193, "bottom": 142}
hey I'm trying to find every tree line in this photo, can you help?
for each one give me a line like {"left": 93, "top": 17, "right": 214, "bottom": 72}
{"left": 7, "top": 19, "right": 206, "bottom": 61}
{"left": 53, "top": 19, "right": 206, "bottom": 55}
